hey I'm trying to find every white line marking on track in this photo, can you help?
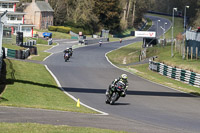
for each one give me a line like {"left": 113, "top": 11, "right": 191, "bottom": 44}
{"left": 45, "top": 65, "right": 109, "bottom": 115}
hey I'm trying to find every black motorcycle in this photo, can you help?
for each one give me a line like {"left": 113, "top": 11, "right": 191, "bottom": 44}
{"left": 106, "top": 81, "right": 126, "bottom": 105}
{"left": 64, "top": 52, "right": 70, "bottom": 62}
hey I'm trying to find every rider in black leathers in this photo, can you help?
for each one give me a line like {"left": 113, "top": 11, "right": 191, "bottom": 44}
{"left": 106, "top": 74, "right": 128, "bottom": 98}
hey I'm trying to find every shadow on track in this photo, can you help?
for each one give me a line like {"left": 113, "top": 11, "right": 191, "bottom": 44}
{"left": 63, "top": 87, "right": 195, "bottom": 97}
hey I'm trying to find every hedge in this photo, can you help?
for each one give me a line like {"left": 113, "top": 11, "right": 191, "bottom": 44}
{"left": 48, "top": 26, "right": 71, "bottom": 33}
{"left": 48, "top": 26, "right": 57, "bottom": 31}
{"left": 48, "top": 26, "right": 92, "bottom": 35}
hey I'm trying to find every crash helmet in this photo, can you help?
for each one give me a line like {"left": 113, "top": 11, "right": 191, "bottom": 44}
{"left": 121, "top": 74, "right": 128, "bottom": 81}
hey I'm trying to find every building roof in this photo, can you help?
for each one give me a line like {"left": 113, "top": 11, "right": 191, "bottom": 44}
{"left": 6, "top": 11, "right": 26, "bottom": 15}
{"left": 4, "top": 23, "right": 35, "bottom": 27}
{"left": 0, "top": 0, "right": 19, "bottom": 3}
{"left": 35, "top": 1, "right": 54, "bottom": 12}
{"left": 0, "top": 11, "right": 26, "bottom": 17}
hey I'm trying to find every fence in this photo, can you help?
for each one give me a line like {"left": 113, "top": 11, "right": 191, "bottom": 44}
{"left": 70, "top": 31, "right": 79, "bottom": 40}
{"left": 186, "top": 30, "right": 200, "bottom": 42}
{"left": 149, "top": 59, "right": 200, "bottom": 88}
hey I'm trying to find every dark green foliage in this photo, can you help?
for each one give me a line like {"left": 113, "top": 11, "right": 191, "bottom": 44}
{"left": 94, "top": 0, "right": 122, "bottom": 33}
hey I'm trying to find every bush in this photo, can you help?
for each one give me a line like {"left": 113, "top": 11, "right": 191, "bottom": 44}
{"left": 48, "top": 25, "right": 92, "bottom": 35}
{"left": 57, "top": 26, "right": 71, "bottom": 33}
{"left": 48, "top": 26, "right": 58, "bottom": 31}
{"left": 48, "top": 26, "right": 71, "bottom": 33}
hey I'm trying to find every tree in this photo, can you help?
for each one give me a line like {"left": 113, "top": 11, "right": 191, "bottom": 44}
{"left": 94, "top": 0, "right": 122, "bottom": 33}
{"left": 49, "top": 0, "right": 67, "bottom": 25}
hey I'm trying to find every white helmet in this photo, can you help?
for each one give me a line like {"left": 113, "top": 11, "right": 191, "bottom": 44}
{"left": 121, "top": 74, "right": 128, "bottom": 80}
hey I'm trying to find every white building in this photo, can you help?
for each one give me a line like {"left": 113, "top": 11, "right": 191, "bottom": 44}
{"left": 0, "top": 0, "right": 35, "bottom": 37}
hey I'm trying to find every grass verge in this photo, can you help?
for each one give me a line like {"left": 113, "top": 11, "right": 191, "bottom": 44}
{"left": 0, "top": 59, "right": 96, "bottom": 113}
{"left": 106, "top": 43, "right": 200, "bottom": 96}
{"left": 28, "top": 44, "right": 53, "bottom": 61}
{"left": 35, "top": 29, "right": 71, "bottom": 39}
{"left": 107, "top": 42, "right": 142, "bottom": 65}
{"left": 124, "top": 64, "right": 200, "bottom": 95}
{"left": 147, "top": 45, "right": 200, "bottom": 73}
{"left": 0, "top": 123, "right": 129, "bottom": 133}
{"left": 3, "top": 40, "right": 56, "bottom": 61}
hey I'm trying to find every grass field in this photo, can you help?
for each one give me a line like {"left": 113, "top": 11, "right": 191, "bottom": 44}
{"left": 147, "top": 13, "right": 184, "bottom": 39}
{"left": 35, "top": 29, "right": 71, "bottom": 39}
{"left": 106, "top": 43, "right": 200, "bottom": 96}
{"left": 0, "top": 59, "right": 96, "bottom": 113}
{"left": 0, "top": 123, "right": 129, "bottom": 133}
{"left": 107, "top": 42, "right": 142, "bottom": 65}
{"left": 106, "top": 13, "right": 200, "bottom": 95}
{"left": 28, "top": 44, "right": 52, "bottom": 61}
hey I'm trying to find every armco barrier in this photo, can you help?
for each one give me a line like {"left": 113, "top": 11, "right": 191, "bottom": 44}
{"left": 4, "top": 48, "right": 30, "bottom": 59}
{"left": 149, "top": 58, "right": 200, "bottom": 88}
{"left": 84, "top": 38, "right": 109, "bottom": 45}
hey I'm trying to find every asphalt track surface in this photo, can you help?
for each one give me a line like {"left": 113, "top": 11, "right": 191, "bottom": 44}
{"left": 1, "top": 16, "right": 200, "bottom": 133}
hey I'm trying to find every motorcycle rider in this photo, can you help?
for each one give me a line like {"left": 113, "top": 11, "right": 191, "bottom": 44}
{"left": 106, "top": 74, "right": 128, "bottom": 98}
{"left": 64, "top": 48, "right": 70, "bottom": 59}
{"left": 99, "top": 40, "right": 102, "bottom": 47}
{"left": 120, "top": 38, "right": 122, "bottom": 43}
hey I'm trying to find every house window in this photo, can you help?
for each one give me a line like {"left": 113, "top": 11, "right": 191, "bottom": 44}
{"left": 10, "top": 15, "right": 16, "bottom": 20}
{"left": 2, "top": 3, "right": 8, "bottom": 8}
{"left": 8, "top": 3, "right": 14, "bottom": 8}
{"left": 17, "top": 16, "right": 22, "bottom": 21}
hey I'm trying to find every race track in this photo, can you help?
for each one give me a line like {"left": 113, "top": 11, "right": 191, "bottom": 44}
{"left": 43, "top": 16, "right": 200, "bottom": 133}
{"left": 1, "top": 15, "right": 200, "bottom": 133}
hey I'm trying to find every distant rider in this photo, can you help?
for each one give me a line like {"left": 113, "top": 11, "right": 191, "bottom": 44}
{"left": 106, "top": 74, "right": 129, "bottom": 97}
{"left": 64, "top": 48, "right": 70, "bottom": 58}
{"left": 99, "top": 40, "right": 102, "bottom": 47}
{"left": 120, "top": 38, "right": 122, "bottom": 43}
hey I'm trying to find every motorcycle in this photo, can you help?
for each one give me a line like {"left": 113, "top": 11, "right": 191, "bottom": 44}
{"left": 64, "top": 52, "right": 70, "bottom": 62}
{"left": 105, "top": 81, "right": 126, "bottom": 105}
{"left": 69, "top": 48, "right": 73, "bottom": 57}
{"left": 99, "top": 40, "right": 102, "bottom": 47}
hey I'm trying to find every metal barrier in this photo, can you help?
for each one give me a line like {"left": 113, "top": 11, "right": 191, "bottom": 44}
{"left": 84, "top": 38, "right": 109, "bottom": 45}
{"left": 4, "top": 48, "right": 30, "bottom": 59}
{"left": 22, "top": 40, "right": 37, "bottom": 46}
{"left": 186, "top": 30, "right": 200, "bottom": 42}
{"left": 149, "top": 59, "right": 200, "bottom": 88}
{"left": 70, "top": 31, "right": 79, "bottom": 40}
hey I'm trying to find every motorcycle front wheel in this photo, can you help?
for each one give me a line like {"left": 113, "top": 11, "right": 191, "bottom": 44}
{"left": 110, "top": 92, "right": 119, "bottom": 105}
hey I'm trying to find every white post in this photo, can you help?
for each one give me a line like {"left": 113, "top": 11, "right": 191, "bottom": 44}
{"left": 0, "top": 10, "right": 8, "bottom": 55}
{"left": 184, "top": 6, "right": 189, "bottom": 33}
{"left": 157, "top": 20, "right": 160, "bottom": 38}
{"left": 164, "top": 22, "right": 167, "bottom": 39}
{"left": 171, "top": 8, "right": 177, "bottom": 57}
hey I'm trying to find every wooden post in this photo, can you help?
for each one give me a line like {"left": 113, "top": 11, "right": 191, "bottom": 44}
{"left": 191, "top": 47, "right": 193, "bottom": 60}
{"left": 187, "top": 46, "right": 189, "bottom": 60}
{"left": 196, "top": 47, "right": 198, "bottom": 60}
